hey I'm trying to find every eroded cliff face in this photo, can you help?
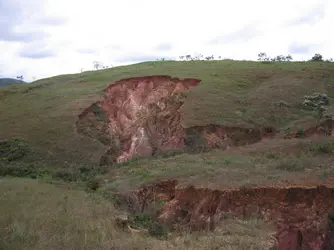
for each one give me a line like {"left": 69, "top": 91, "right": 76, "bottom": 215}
{"left": 135, "top": 180, "right": 334, "bottom": 250}
{"left": 76, "top": 76, "right": 275, "bottom": 165}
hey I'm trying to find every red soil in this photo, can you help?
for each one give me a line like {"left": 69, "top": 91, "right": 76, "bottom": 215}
{"left": 76, "top": 75, "right": 334, "bottom": 249}
{"left": 136, "top": 180, "right": 334, "bottom": 250}
{"left": 76, "top": 76, "right": 274, "bottom": 165}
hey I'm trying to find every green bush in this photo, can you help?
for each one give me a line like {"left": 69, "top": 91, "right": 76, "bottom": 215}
{"left": 86, "top": 177, "right": 103, "bottom": 191}
{"left": 0, "top": 137, "right": 110, "bottom": 187}
{"left": 148, "top": 220, "right": 169, "bottom": 239}
{"left": 0, "top": 137, "right": 30, "bottom": 162}
{"left": 129, "top": 212, "right": 169, "bottom": 239}
{"left": 130, "top": 213, "right": 153, "bottom": 229}
{"left": 0, "top": 162, "right": 49, "bottom": 179}
{"left": 0, "top": 163, "right": 34, "bottom": 177}
{"left": 295, "top": 128, "right": 305, "bottom": 138}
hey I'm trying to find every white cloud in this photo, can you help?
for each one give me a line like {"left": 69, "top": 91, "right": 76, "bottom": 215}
{"left": 0, "top": 0, "right": 333, "bottom": 82}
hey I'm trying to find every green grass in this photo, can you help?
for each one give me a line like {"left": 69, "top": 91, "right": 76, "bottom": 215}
{"left": 100, "top": 137, "right": 334, "bottom": 191}
{"left": 0, "top": 177, "right": 276, "bottom": 250}
{"left": 1, "top": 60, "right": 334, "bottom": 166}
{"left": 1, "top": 60, "right": 334, "bottom": 249}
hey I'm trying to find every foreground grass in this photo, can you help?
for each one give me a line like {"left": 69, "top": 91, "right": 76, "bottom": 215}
{"left": 0, "top": 60, "right": 333, "bottom": 166}
{"left": 0, "top": 178, "right": 276, "bottom": 250}
{"left": 102, "top": 137, "right": 334, "bottom": 191}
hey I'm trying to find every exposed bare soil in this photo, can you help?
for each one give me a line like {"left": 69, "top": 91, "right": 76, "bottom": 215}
{"left": 77, "top": 76, "right": 334, "bottom": 250}
{"left": 134, "top": 180, "right": 334, "bottom": 250}
{"left": 76, "top": 76, "right": 275, "bottom": 166}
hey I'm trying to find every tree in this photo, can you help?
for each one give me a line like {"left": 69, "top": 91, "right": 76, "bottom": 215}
{"left": 257, "top": 52, "right": 267, "bottom": 61}
{"left": 93, "top": 61, "right": 102, "bottom": 70}
{"left": 179, "top": 56, "right": 184, "bottom": 60}
{"left": 205, "top": 55, "right": 214, "bottom": 60}
{"left": 285, "top": 54, "right": 293, "bottom": 61}
{"left": 16, "top": 75, "right": 24, "bottom": 81}
{"left": 185, "top": 55, "right": 191, "bottom": 60}
{"left": 310, "top": 53, "right": 323, "bottom": 62}
{"left": 193, "top": 53, "right": 203, "bottom": 60}
{"left": 275, "top": 55, "right": 286, "bottom": 62}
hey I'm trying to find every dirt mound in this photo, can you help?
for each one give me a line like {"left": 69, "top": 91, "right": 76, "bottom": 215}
{"left": 134, "top": 180, "right": 334, "bottom": 250}
{"left": 76, "top": 76, "right": 275, "bottom": 165}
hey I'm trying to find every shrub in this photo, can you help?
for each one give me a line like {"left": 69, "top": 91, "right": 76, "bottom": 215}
{"left": 86, "top": 177, "right": 103, "bottom": 191}
{"left": 302, "top": 92, "right": 329, "bottom": 108}
{"left": 129, "top": 212, "right": 169, "bottom": 239}
{"left": 148, "top": 220, "right": 168, "bottom": 239}
{"left": 0, "top": 137, "right": 30, "bottom": 162}
{"left": 130, "top": 213, "right": 153, "bottom": 229}
{"left": 0, "top": 162, "right": 48, "bottom": 179}
{"left": 295, "top": 128, "right": 305, "bottom": 138}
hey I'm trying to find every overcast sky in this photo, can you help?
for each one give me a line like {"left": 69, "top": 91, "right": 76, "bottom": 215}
{"left": 0, "top": 0, "right": 333, "bottom": 82}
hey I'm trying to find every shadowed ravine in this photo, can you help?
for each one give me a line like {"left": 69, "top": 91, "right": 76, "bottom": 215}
{"left": 135, "top": 180, "right": 334, "bottom": 250}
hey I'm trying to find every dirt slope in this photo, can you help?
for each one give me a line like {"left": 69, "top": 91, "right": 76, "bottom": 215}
{"left": 76, "top": 75, "right": 276, "bottom": 165}
{"left": 133, "top": 180, "right": 334, "bottom": 250}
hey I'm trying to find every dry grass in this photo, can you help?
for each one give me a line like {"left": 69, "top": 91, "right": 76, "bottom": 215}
{"left": 0, "top": 178, "right": 276, "bottom": 250}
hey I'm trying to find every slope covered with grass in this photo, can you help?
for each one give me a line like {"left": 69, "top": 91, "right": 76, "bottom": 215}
{"left": 1, "top": 60, "right": 333, "bottom": 166}
{"left": 0, "top": 178, "right": 276, "bottom": 250}
{"left": 1, "top": 60, "right": 334, "bottom": 249}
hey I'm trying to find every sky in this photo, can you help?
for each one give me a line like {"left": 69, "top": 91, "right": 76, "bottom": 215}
{"left": 0, "top": 0, "right": 333, "bottom": 82}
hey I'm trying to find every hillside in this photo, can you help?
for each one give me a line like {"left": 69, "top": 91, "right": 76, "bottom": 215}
{"left": 1, "top": 59, "right": 334, "bottom": 249}
{"left": 1, "top": 60, "right": 334, "bottom": 165}
{"left": 0, "top": 78, "right": 26, "bottom": 87}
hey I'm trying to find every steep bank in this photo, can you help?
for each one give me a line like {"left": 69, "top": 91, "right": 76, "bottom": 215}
{"left": 76, "top": 76, "right": 275, "bottom": 165}
{"left": 134, "top": 180, "right": 334, "bottom": 250}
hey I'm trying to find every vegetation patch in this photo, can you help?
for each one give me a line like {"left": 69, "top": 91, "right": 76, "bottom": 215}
{"left": 274, "top": 158, "right": 305, "bottom": 172}
{"left": 0, "top": 137, "right": 30, "bottom": 163}
{"left": 0, "top": 137, "right": 109, "bottom": 187}
{"left": 309, "top": 140, "right": 334, "bottom": 154}
{"left": 128, "top": 213, "right": 169, "bottom": 239}
{"left": 2, "top": 57, "right": 334, "bottom": 249}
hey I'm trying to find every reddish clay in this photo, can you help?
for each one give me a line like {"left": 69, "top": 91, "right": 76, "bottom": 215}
{"left": 76, "top": 76, "right": 275, "bottom": 165}
{"left": 134, "top": 181, "right": 334, "bottom": 250}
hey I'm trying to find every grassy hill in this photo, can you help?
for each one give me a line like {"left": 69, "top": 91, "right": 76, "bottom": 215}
{"left": 1, "top": 60, "right": 334, "bottom": 166}
{"left": 0, "top": 78, "right": 26, "bottom": 87}
{"left": 0, "top": 177, "right": 275, "bottom": 250}
{"left": 1, "top": 59, "right": 334, "bottom": 249}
